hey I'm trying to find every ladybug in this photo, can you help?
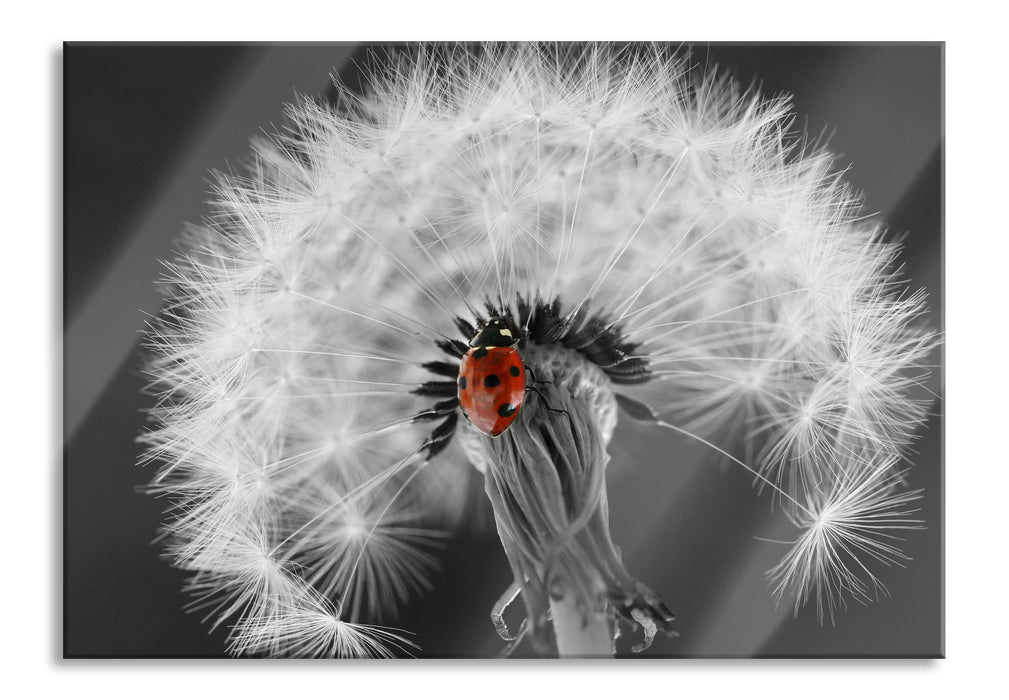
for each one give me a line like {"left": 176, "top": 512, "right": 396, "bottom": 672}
{"left": 457, "top": 317, "right": 527, "bottom": 437}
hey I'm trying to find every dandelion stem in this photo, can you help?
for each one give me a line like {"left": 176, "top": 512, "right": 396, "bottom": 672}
{"left": 550, "top": 595, "right": 613, "bottom": 657}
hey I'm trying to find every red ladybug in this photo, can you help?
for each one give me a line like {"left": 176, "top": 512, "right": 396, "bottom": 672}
{"left": 457, "top": 317, "right": 526, "bottom": 437}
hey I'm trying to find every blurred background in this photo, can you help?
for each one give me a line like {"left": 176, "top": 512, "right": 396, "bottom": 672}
{"left": 63, "top": 43, "right": 942, "bottom": 658}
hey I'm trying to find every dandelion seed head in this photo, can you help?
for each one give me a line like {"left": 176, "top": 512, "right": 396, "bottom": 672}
{"left": 229, "top": 582, "right": 415, "bottom": 658}
{"left": 767, "top": 456, "right": 924, "bottom": 623}
{"left": 141, "top": 43, "right": 936, "bottom": 656}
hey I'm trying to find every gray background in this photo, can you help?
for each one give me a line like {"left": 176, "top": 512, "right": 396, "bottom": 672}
{"left": 63, "top": 43, "right": 942, "bottom": 658}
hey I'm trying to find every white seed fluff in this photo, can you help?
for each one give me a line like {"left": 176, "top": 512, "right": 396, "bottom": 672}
{"left": 141, "top": 44, "right": 936, "bottom": 656}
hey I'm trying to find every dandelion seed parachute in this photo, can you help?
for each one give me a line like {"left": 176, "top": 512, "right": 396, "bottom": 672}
{"left": 141, "top": 43, "right": 936, "bottom": 656}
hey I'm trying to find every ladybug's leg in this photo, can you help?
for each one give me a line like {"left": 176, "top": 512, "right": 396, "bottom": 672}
{"left": 524, "top": 385, "right": 569, "bottom": 417}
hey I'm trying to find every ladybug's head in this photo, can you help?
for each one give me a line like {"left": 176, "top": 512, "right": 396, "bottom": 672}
{"left": 469, "top": 316, "right": 520, "bottom": 348}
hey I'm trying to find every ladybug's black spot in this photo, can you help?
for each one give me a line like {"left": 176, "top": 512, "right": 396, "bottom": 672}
{"left": 497, "top": 403, "right": 516, "bottom": 418}
{"left": 472, "top": 347, "right": 489, "bottom": 359}
{"left": 484, "top": 374, "right": 500, "bottom": 388}
{"left": 509, "top": 366, "right": 521, "bottom": 377}
{"left": 458, "top": 376, "right": 467, "bottom": 390}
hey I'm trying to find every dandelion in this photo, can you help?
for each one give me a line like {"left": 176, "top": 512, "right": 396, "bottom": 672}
{"left": 141, "top": 43, "right": 937, "bottom": 657}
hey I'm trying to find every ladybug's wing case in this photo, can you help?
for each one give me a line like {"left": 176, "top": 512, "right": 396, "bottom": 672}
{"left": 457, "top": 347, "right": 526, "bottom": 437}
